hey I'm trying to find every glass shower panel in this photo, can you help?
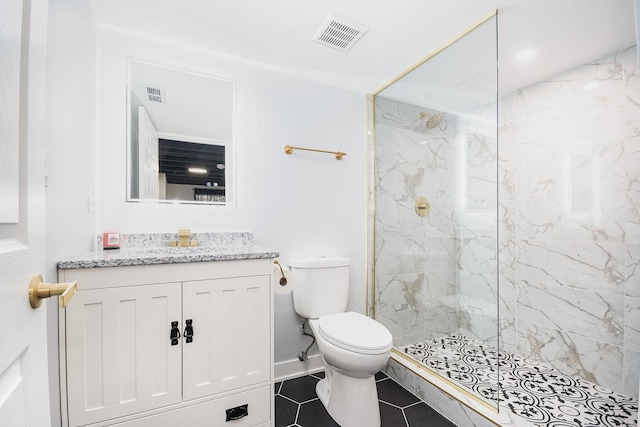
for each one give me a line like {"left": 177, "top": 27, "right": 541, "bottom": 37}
{"left": 373, "top": 15, "right": 499, "bottom": 408}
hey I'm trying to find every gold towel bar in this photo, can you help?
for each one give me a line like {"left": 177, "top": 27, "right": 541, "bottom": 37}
{"left": 283, "top": 145, "right": 346, "bottom": 160}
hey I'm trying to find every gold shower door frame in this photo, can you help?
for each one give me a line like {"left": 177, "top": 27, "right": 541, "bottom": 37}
{"left": 366, "top": 10, "right": 500, "bottom": 416}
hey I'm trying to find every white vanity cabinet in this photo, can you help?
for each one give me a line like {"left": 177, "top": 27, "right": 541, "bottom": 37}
{"left": 58, "top": 259, "right": 274, "bottom": 427}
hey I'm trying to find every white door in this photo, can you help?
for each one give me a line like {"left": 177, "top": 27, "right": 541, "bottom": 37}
{"left": 0, "top": 0, "right": 51, "bottom": 425}
{"left": 138, "top": 106, "right": 160, "bottom": 200}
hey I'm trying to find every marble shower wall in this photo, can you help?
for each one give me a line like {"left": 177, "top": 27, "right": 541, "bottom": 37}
{"left": 373, "top": 97, "right": 498, "bottom": 347}
{"left": 454, "top": 107, "right": 499, "bottom": 344}
{"left": 374, "top": 98, "right": 459, "bottom": 346}
{"left": 373, "top": 45, "right": 640, "bottom": 399}
{"left": 498, "top": 45, "right": 640, "bottom": 399}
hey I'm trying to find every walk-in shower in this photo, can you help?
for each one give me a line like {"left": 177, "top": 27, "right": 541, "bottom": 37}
{"left": 372, "top": 12, "right": 500, "bottom": 410}
{"left": 370, "top": 3, "right": 639, "bottom": 425}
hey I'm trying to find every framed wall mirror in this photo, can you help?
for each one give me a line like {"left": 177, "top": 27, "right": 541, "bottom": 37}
{"left": 127, "top": 60, "right": 235, "bottom": 204}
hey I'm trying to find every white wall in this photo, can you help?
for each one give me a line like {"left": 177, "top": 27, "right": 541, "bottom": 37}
{"left": 45, "top": 1, "right": 97, "bottom": 274}
{"left": 45, "top": 0, "right": 97, "bottom": 425}
{"left": 94, "top": 28, "right": 367, "bottom": 368}
{"left": 43, "top": 3, "right": 367, "bottom": 422}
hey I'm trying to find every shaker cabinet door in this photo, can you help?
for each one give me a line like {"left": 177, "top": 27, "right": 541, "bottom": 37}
{"left": 64, "top": 282, "right": 182, "bottom": 427}
{"left": 182, "top": 275, "right": 271, "bottom": 401}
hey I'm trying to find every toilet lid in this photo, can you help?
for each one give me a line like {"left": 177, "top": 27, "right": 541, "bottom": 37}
{"left": 318, "top": 312, "right": 392, "bottom": 354}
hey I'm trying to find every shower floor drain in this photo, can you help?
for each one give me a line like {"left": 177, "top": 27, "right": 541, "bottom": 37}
{"left": 401, "top": 334, "right": 637, "bottom": 426}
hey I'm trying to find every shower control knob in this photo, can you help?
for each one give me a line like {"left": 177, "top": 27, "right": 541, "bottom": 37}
{"left": 415, "top": 197, "right": 430, "bottom": 217}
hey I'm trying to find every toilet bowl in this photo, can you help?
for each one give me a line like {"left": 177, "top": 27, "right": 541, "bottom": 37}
{"left": 309, "top": 312, "right": 392, "bottom": 427}
{"left": 289, "top": 257, "right": 393, "bottom": 427}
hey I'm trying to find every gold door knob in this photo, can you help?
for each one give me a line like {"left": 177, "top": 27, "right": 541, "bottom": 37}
{"left": 28, "top": 274, "right": 77, "bottom": 309}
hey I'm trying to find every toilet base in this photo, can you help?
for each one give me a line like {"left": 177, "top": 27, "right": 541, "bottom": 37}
{"left": 315, "top": 372, "right": 381, "bottom": 427}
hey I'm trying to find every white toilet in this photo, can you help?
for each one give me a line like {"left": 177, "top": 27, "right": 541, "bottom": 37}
{"left": 290, "top": 257, "right": 393, "bottom": 427}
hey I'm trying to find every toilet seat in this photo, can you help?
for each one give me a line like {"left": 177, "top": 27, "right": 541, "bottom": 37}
{"left": 317, "top": 312, "right": 392, "bottom": 355}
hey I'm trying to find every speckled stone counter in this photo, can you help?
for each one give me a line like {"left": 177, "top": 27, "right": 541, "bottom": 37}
{"left": 57, "top": 232, "right": 279, "bottom": 269}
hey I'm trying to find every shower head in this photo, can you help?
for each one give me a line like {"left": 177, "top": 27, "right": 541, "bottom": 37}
{"left": 419, "top": 112, "right": 444, "bottom": 129}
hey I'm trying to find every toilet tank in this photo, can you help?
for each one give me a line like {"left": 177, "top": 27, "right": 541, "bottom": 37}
{"left": 290, "top": 257, "right": 350, "bottom": 319}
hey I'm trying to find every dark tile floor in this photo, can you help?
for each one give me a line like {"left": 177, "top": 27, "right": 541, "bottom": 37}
{"left": 275, "top": 371, "right": 457, "bottom": 427}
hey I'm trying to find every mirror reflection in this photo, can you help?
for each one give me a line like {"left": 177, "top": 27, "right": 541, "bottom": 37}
{"left": 127, "top": 60, "right": 235, "bottom": 204}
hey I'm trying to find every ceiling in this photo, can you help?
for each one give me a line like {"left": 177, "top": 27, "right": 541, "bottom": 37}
{"left": 88, "top": 0, "right": 636, "bottom": 98}
{"left": 130, "top": 60, "right": 234, "bottom": 143}
{"left": 158, "top": 139, "right": 225, "bottom": 187}
{"left": 86, "top": 0, "right": 495, "bottom": 92}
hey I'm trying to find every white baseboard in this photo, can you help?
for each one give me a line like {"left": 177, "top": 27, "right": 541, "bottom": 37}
{"left": 274, "top": 355, "right": 324, "bottom": 382}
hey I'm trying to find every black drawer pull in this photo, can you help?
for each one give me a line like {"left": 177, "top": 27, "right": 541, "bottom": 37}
{"left": 225, "top": 404, "right": 248, "bottom": 421}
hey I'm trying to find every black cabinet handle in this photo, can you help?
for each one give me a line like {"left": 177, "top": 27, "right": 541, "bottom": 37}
{"left": 225, "top": 404, "right": 248, "bottom": 421}
{"left": 184, "top": 319, "right": 194, "bottom": 343}
{"left": 170, "top": 321, "right": 180, "bottom": 346}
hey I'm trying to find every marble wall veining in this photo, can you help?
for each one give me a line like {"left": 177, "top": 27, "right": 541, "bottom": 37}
{"left": 374, "top": 99, "right": 460, "bottom": 347}
{"left": 373, "top": 97, "right": 499, "bottom": 349}
{"left": 498, "top": 45, "right": 640, "bottom": 399}
{"left": 373, "top": 45, "right": 640, "bottom": 400}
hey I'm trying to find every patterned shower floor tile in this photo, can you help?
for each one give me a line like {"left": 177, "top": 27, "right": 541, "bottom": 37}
{"left": 400, "top": 334, "right": 638, "bottom": 426}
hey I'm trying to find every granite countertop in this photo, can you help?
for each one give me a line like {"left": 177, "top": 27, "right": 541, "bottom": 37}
{"left": 57, "top": 232, "right": 279, "bottom": 270}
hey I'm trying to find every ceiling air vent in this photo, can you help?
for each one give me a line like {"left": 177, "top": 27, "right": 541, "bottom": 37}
{"left": 312, "top": 14, "right": 368, "bottom": 52}
{"left": 145, "top": 85, "right": 165, "bottom": 103}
